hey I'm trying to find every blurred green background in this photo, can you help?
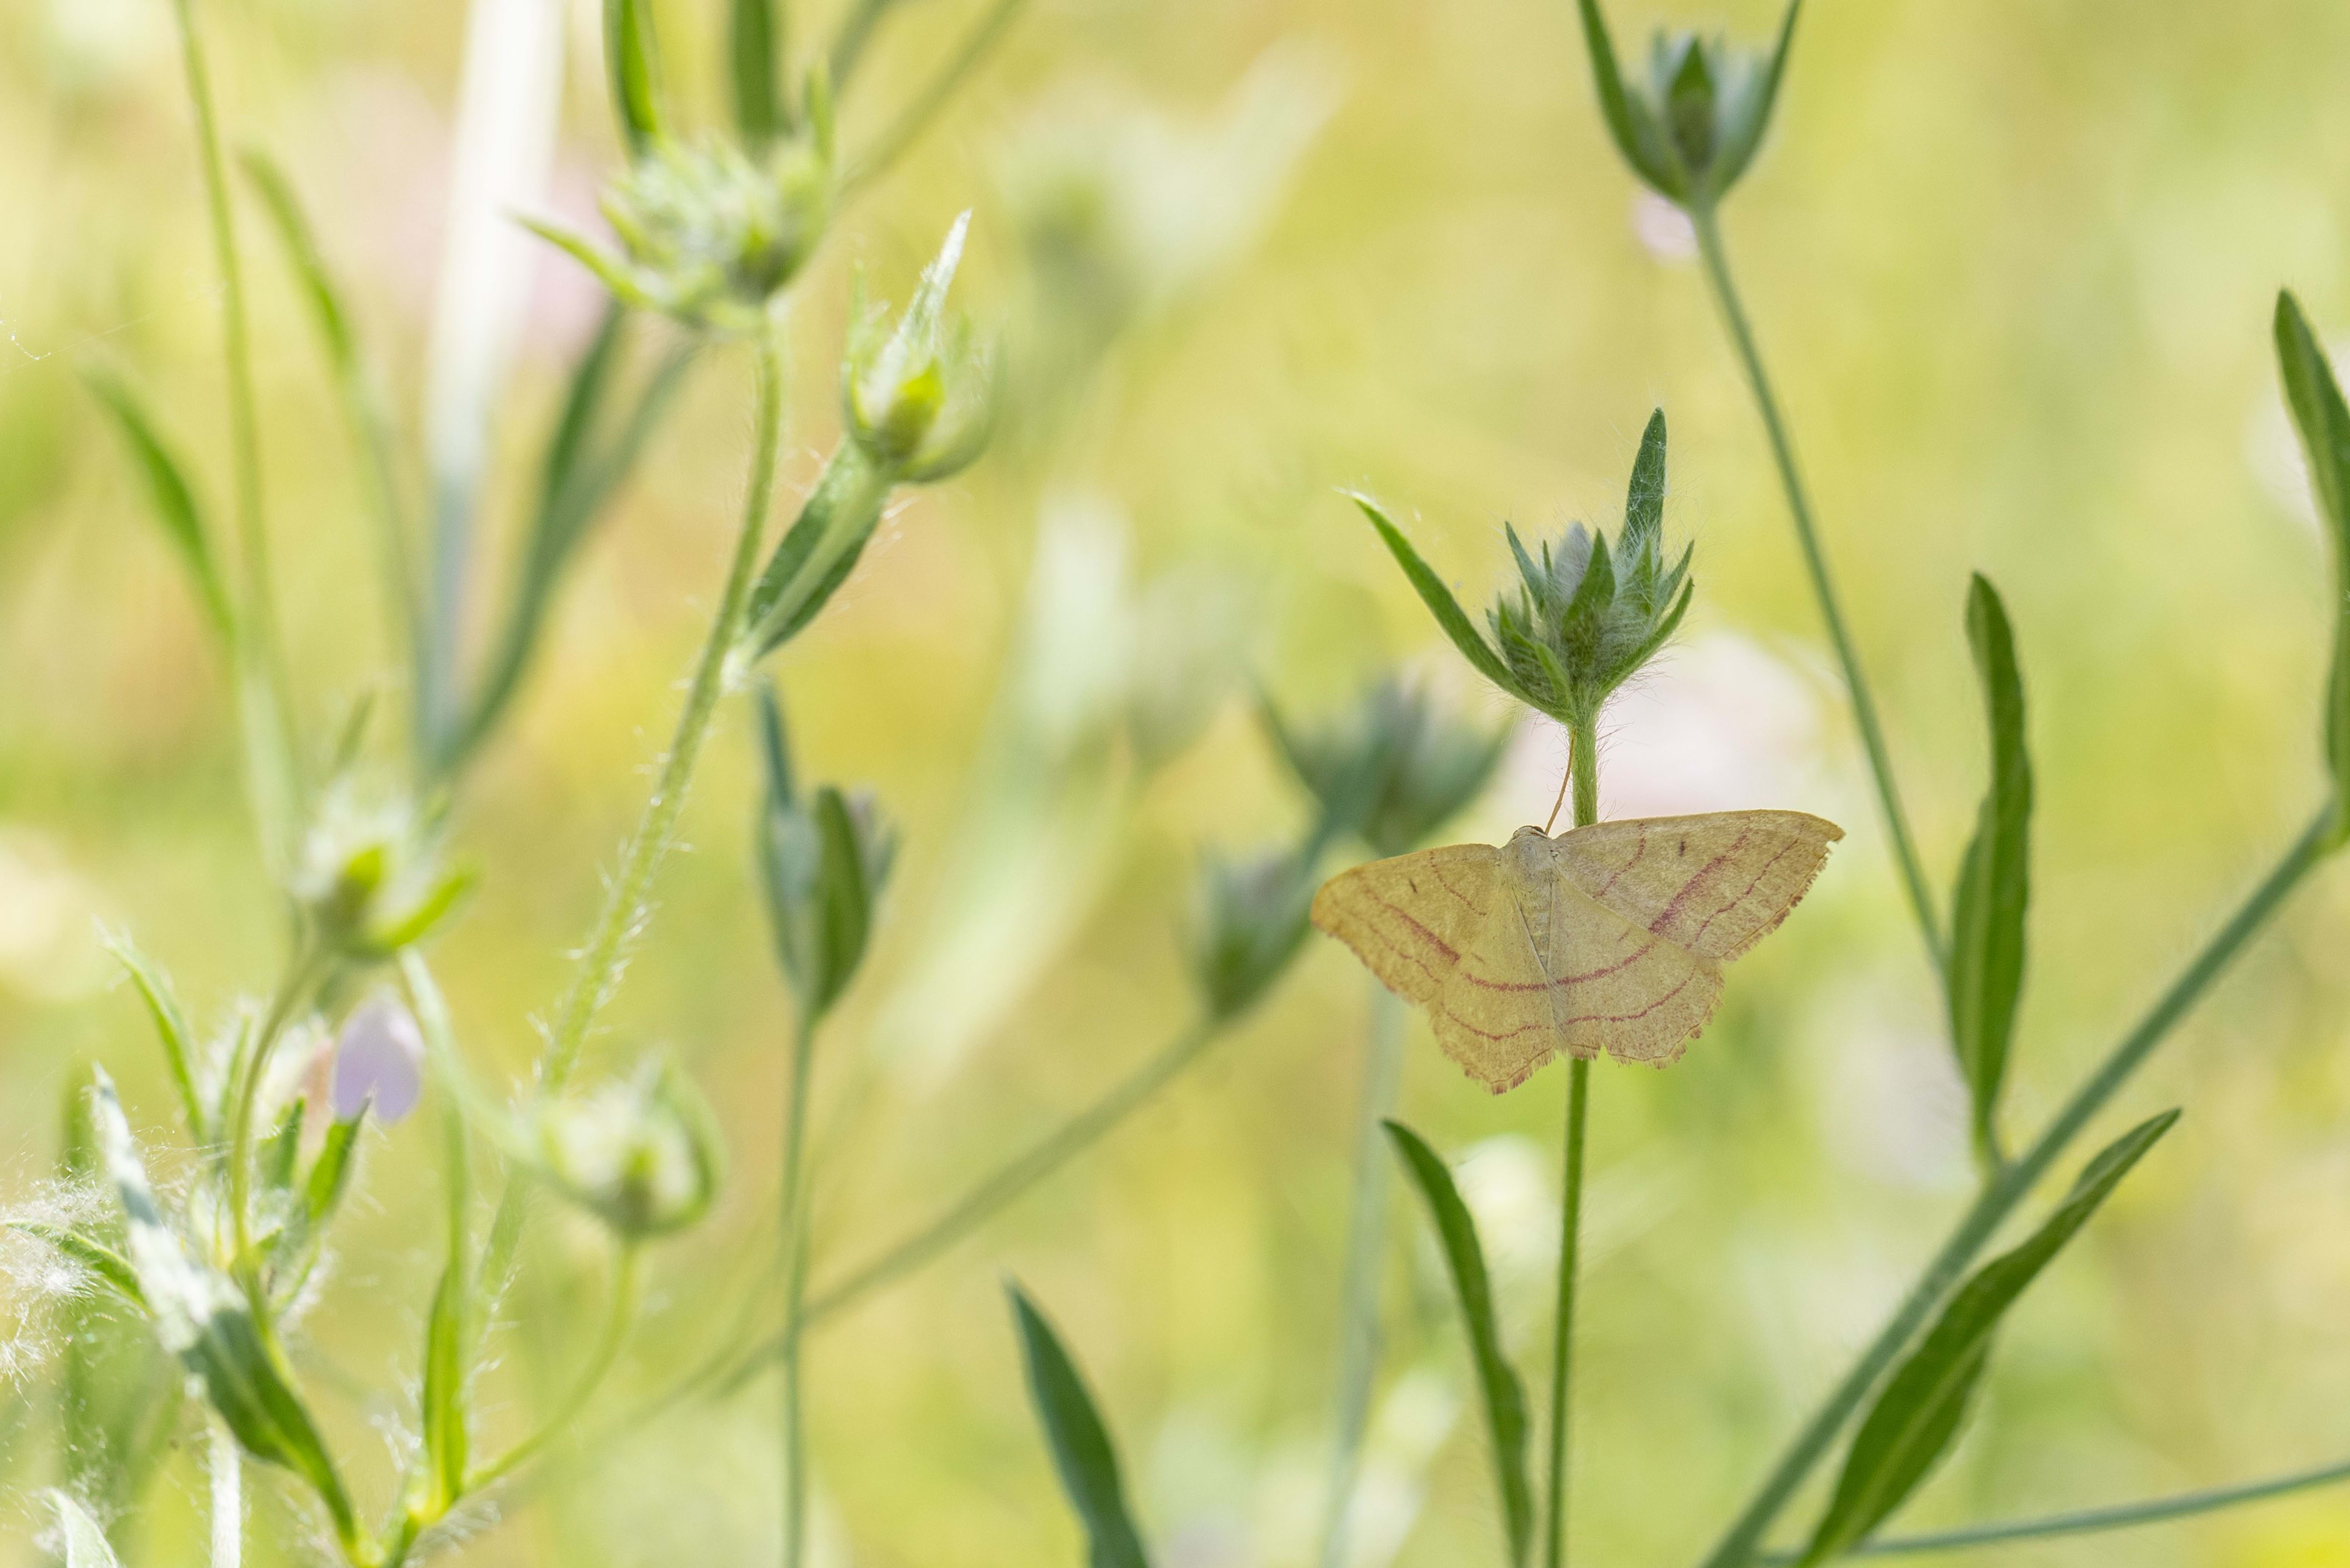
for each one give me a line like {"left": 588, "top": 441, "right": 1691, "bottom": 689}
{"left": 7, "top": 0, "right": 2350, "bottom": 1564}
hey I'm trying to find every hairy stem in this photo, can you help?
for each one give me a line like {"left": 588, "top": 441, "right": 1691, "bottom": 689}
{"left": 224, "top": 952, "right": 326, "bottom": 1289}
{"left": 1764, "top": 1452, "right": 2350, "bottom": 1559}
{"left": 1691, "top": 206, "right": 1941, "bottom": 980}
{"left": 468, "top": 1244, "right": 643, "bottom": 1493}
{"left": 1317, "top": 984, "right": 1410, "bottom": 1568}
{"left": 1697, "top": 804, "right": 2338, "bottom": 1568}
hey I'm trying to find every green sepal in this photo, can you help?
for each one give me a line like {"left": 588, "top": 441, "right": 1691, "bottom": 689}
{"left": 1947, "top": 576, "right": 2031, "bottom": 1163}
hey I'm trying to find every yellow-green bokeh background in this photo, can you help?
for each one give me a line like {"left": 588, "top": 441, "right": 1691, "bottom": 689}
{"left": 6, "top": 0, "right": 2350, "bottom": 1564}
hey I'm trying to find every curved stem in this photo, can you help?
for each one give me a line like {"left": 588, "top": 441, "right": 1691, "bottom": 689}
{"left": 1691, "top": 206, "right": 1942, "bottom": 981}
{"left": 1760, "top": 1452, "right": 2350, "bottom": 1560}
{"left": 779, "top": 1008, "right": 819, "bottom": 1568}
{"left": 1544, "top": 715, "right": 1601, "bottom": 1568}
{"left": 841, "top": 0, "right": 1030, "bottom": 196}
{"left": 174, "top": 0, "right": 302, "bottom": 861}
{"left": 1697, "top": 804, "right": 2338, "bottom": 1568}
{"left": 467, "top": 1245, "right": 643, "bottom": 1494}
{"left": 1316, "top": 984, "right": 1410, "bottom": 1568}
{"left": 719, "top": 1014, "right": 1224, "bottom": 1386}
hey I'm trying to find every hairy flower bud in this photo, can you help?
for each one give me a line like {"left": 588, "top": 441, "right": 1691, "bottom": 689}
{"left": 755, "top": 690, "right": 897, "bottom": 1025}
{"left": 843, "top": 211, "right": 997, "bottom": 482}
{"left": 289, "top": 793, "right": 469, "bottom": 964}
{"left": 1262, "top": 678, "right": 1511, "bottom": 859}
{"left": 535, "top": 1060, "right": 722, "bottom": 1240}
{"left": 1190, "top": 846, "right": 1316, "bottom": 1023}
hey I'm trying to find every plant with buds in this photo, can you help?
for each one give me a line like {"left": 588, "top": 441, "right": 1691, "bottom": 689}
{"left": 288, "top": 793, "right": 470, "bottom": 966}
{"left": 534, "top": 1059, "right": 724, "bottom": 1241}
{"left": 1261, "top": 677, "right": 1510, "bottom": 860}
{"left": 1189, "top": 846, "right": 1318, "bottom": 1024}
{"left": 756, "top": 690, "right": 897, "bottom": 1027}
{"left": 1574, "top": 0, "right": 1802, "bottom": 213}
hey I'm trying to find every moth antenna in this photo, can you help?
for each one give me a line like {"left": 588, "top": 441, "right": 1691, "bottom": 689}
{"left": 1543, "top": 764, "right": 1572, "bottom": 835}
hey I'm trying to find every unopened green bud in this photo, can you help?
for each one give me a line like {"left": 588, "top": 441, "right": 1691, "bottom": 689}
{"left": 290, "top": 794, "right": 469, "bottom": 963}
{"left": 531, "top": 121, "right": 833, "bottom": 335}
{"left": 1575, "top": 0, "right": 1802, "bottom": 211}
{"left": 1262, "top": 678, "right": 1511, "bottom": 859}
{"left": 1190, "top": 845, "right": 1316, "bottom": 1023}
{"left": 843, "top": 211, "right": 997, "bottom": 482}
{"left": 536, "top": 1060, "right": 722, "bottom": 1240}
{"left": 755, "top": 690, "right": 897, "bottom": 1024}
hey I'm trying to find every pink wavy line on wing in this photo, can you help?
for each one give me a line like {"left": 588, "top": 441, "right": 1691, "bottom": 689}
{"left": 1438, "top": 971, "right": 1699, "bottom": 1041}
{"left": 1685, "top": 836, "right": 1804, "bottom": 946}
{"left": 1648, "top": 828, "right": 1751, "bottom": 935}
{"left": 1450, "top": 935, "right": 1661, "bottom": 993}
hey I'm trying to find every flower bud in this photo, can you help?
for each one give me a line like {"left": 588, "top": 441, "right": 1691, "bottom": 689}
{"left": 1189, "top": 845, "right": 1316, "bottom": 1023}
{"left": 1358, "top": 410, "right": 1691, "bottom": 734}
{"left": 1575, "top": 0, "right": 1801, "bottom": 211}
{"left": 1262, "top": 678, "right": 1510, "bottom": 859}
{"left": 843, "top": 211, "right": 997, "bottom": 482}
{"left": 289, "top": 793, "right": 469, "bottom": 963}
{"left": 755, "top": 691, "right": 897, "bottom": 1024}
{"left": 530, "top": 119, "right": 833, "bottom": 336}
{"left": 535, "top": 1060, "right": 722, "bottom": 1240}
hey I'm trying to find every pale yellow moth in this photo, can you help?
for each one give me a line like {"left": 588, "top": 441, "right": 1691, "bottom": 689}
{"left": 1312, "top": 811, "right": 1842, "bottom": 1091}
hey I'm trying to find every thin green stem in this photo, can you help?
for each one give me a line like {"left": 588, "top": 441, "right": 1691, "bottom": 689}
{"left": 780, "top": 1008, "right": 819, "bottom": 1568}
{"left": 540, "top": 323, "right": 787, "bottom": 1090}
{"left": 1691, "top": 206, "right": 1942, "bottom": 980}
{"left": 467, "top": 1244, "right": 643, "bottom": 1494}
{"left": 841, "top": 0, "right": 1030, "bottom": 196}
{"left": 479, "top": 319, "right": 785, "bottom": 1322}
{"left": 174, "top": 0, "right": 301, "bottom": 857}
{"left": 828, "top": 0, "right": 899, "bottom": 92}
{"left": 722, "top": 1014, "right": 1225, "bottom": 1384}
{"left": 1697, "top": 804, "right": 2338, "bottom": 1568}
{"left": 1544, "top": 719, "right": 1601, "bottom": 1568}
{"left": 208, "top": 1417, "right": 242, "bottom": 1568}
{"left": 224, "top": 952, "right": 327, "bottom": 1289}
{"left": 1317, "top": 983, "right": 1410, "bottom": 1568}
{"left": 1760, "top": 1453, "right": 2350, "bottom": 1561}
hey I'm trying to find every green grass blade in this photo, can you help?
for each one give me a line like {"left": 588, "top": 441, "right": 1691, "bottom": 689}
{"left": 101, "top": 932, "right": 210, "bottom": 1141}
{"left": 1350, "top": 493, "right": 1517, "bottom": 697}
{"left": 2273, "top": 291, "right": 2350, "bottom": 843}
{"left": 82, "top": 369, "right": 235, "bottom": 637}
{"left": 1008, "top": 1284, "right": 1152, "bottom": 1568}
{"left": 604, "top": 0, "right": 665, "bottom": 154}
{"left": 730, "top": 0, "right": 786, "bottom": 141}
{"left": 1801, "top": 1110, "right": 2179, "bottom": 1563}
{"left": 1947, "top": 575, "right": 2032, "bottom": 1162}
{"left": 1385, "top": 1120, "right": 1534, "bottom": 1567}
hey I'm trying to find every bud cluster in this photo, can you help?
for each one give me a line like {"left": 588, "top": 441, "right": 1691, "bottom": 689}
{"left": 1576, "top": 0, "right": 1802, "bottom": 211}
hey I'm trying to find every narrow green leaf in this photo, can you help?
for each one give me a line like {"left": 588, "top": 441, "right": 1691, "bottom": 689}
{"left": 50, "top": 1492, "right": 124, "bottom": 1568}
{"left": 7, "top": 1223, "right": 144, "bottom": 1310}
{"left": 262, "top": 1098, "right": 305, "bottom": 1193}
{"left": 303, "top": 1115, "right": 364, "bottom": 1226}
{"left": 239, "top": 151, "right": 356, "bottom": 368}
{"left": 604, "top": 0, "right": 665, "bottom": 154}
{"left": 1801, "top": 1110, "right": 2180, "bottom": 1563}
{"left": 1349, "top": 493, "right": 1518, "bottom": 697}
{"left": 1573, "top": 0, "right": 1679, "bottom": 198}
{"left": 1622, "top": 408, "right": 1668, "bottom": 555}
{"left": 810, "top": 786, "right": 874, "bottom": 1014}
{"left": 102, "top": 933, "right": 210, "bottom": 1142}
{"left": 1385, "top": 1120, "right": 1534, "bottom": 1567}
{"left": 1714, "top": 0, "right": 1805, "bottom": 194}
{"left": 2273, "top": 292, "right": 2350, "bottom": 843}
{"left": 420, "top": 1259, "right": 468, "bottom": 1510}
{"left": 1947, "top": 575, "right": 2031, "bottom": 1163}
{"left": 730, "top": 0, "right": 785, "bottom": 142}
{"left": 1008, "top": 1284, "right": 1152, "bottom": 1568}
{"left": 746, "top": 442, "right": 894, "bottom": 659}
{"left": 83, "top": 370, "right": 235, "bottom": 637}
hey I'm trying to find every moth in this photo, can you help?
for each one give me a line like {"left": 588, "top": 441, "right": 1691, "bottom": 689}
{"left": 1312, "top": 811, "right": 1842, "bottom": 1091}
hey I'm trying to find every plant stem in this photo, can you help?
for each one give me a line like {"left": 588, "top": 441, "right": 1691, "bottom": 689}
{"left": 1691, "top": 206, "right": 1942, "bottom": 980}
{"left": 468, "top": 1244, "right": 643, "bottom": 1493}
{"left": 779, "top": 1008, "right": 819, "bottom": 1568}
{"left": 721, "top": 1014, "right": 1225, "bottom": 1385}
{"left": 209, "top": 1418, "right": 242, "bottom": 1568}
{"left": 1317, "top": 983, "right": 1410, "bottom": 1568}
{"left": 1696, "top": 803, "right": 2338, "bottom": 1568}
{"left": 1758, "top": 1452, "right": 2350, "bottom": 1559}
{"left": 828, "top": 0, "right": 900, "bottom": 92}
{"left": 174, "top": 0, "right": 302, "bottom": 862}
{"left": 1544, "top": 717, "right": 1601, "bottom": 1568}
{"left": 538, "top": 322, "right": 788, "bottom": 1092}
{"left": 224, "top": 952, "right": 326, "bottom": 1288}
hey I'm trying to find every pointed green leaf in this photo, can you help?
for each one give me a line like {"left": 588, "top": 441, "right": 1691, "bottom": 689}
{"left": 2273, "top": 292, "right": 2350, "bottom": 844}
{"left": 1715, "top": 0, "right": 1805, "bottom": 194}
{"left": 262, "top": 1099, "right": 305, "bottom": 1193}
{"left": 7, "top": 1223, "right": 144, "bottom": 1310}
{"left": 1008, "top": 1284, "right": 1152, "bottom": 1568}
{"left": 1350, "top": 493, "right": 1518, "bottom": 697}
{"left": 1562, "top": 529, "right": 1616, "bottom": 649}
{"left": 1622, "top": 408, "right": 1668, "bottom": 559}
{"left": 1385, "top": 1121, "right": 1534, "bottom": 1567}
{"left": 420, "top": 1257, "right": 468, "bottom": 1511}
{"left": 1947, "top": 576, "right": 2031, "bottom": 1162}
{"left": 604, "top": 0, "right": 665, "bottom": 154}
{"left": 730, "top": 0, "right": 786, "bottom": 142}
{"left": 303, "top": 1114, "right": 365, "bottom": 1226}
{"left": 809, "top": 786, "right": 875, "bottom": 1015}
{"left": 102, "top": 933, "right": 210, "bottom": 1142}
{"left": 83, "top": 370, "right": 235, "bottom": 637}
{"left": 1801, "top": 1110, "right": 2180, "bottom": 1563}
{"left": 1574, "top": 0, "right": 1680, "bottom": 197}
